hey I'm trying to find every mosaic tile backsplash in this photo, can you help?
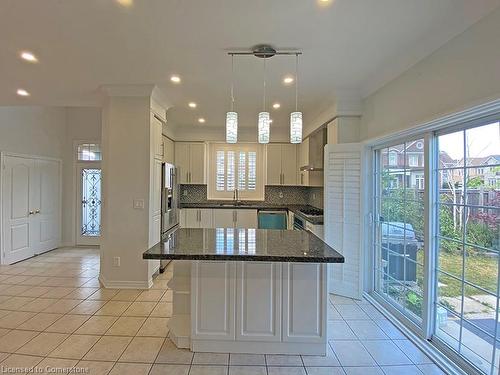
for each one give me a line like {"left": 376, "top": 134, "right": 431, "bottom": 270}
{"left": 180, "top": 185, "right": 323, "bottom": 209}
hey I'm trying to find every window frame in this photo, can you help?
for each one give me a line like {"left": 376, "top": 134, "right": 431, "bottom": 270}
{"left": 368, "top": 109, "right": 500, "bottom": 375}
{"left": 207, "top": 142, "right": 265, "bottom": 201}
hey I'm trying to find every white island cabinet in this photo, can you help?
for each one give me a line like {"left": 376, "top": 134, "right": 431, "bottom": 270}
{"left": 170, "top": 259, "right": 327, "bottom": 355}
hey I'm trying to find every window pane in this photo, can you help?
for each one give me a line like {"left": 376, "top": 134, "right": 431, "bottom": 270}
{"left": 238, "top": 152, "right": 246, "bottom": 191}
{"left": 248, "top": 151, "right": 256, "bottom": 190}
{"left": 77, "top": 143, "right": 101, "bottom": 161}
{"left": 464, "top": 247, "right": 498, "bottom": 296}
{"left": 436, "top": 272, "right": 463, "bottom": 314}
{"left": 81, "top": 169, "right": 101, "bottom": 236}
{"left": 438, "top": 130, "right": 464, "bottom": 168}
{"left": 465, "top": 207, "right": 498, "bottom": 252}
{"left": 216, "top": 151, "right": 225, "bottom": 191}
{"left": 227, "top": 151, "right": 235, "bottom": 191}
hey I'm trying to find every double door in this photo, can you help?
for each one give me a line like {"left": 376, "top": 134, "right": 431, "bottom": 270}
{"left": 1, "top": 155, "right": 61, "bottom": 264}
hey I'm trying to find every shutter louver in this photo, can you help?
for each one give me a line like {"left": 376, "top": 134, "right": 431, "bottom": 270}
{"left": 227, "top": 151, "right": 235, "bottom": 191}
{"left": 216, "top": 151, "right": 225, "bottom": 191}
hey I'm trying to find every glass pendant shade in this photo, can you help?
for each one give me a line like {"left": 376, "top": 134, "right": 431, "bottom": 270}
{"left": 290, "top": 111, "right": 303, "bottom": 144}
{"left": 226, "top": 111, "right": 238, "bottom": 143}
{"left": 258, "top": 111, "right": 270, "bottom": 144}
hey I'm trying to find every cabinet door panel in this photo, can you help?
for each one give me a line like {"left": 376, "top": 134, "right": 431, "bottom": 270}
{"left": 175, "top": 143, "right": 190, "bottom": 184}
{"left": 234, "top": 209, "right": 257, "bottom": 229}
{"left": 213, "top": 209, "right": 235, "bottom": 228}
{"left": 281, "top": 144, "right": 297, "bottom": 185}
{"left": 163, "top": 136, "right": 175, "bottom": 164}
{"left": 192, "top": 261, "right": 235, "bottom": 340}
{"left": 152, "top": 115, "right": 164, "bottom": 160}
{"left": 236, "top": 262, "right": 281, "bottom": 341}
{"left": 266, "top": 144, "right": 282, "bottom": 185}
{"left": 282, "top": 263, "right": 326, "bottom": 343}
{"left": 189, "top": 143, "right": 205, "bottom": 184}
{"left": 199, "top": 209, "right": 213, "bottom": 228}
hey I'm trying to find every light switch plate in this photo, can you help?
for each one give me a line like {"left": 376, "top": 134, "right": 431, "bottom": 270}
{"left": 133, "top": 199, "right": 145, "bottom": 209}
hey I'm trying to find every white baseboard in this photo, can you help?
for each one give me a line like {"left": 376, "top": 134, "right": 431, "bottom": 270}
{"left": 98, "top": 274, "right": 152, "bottom": 289}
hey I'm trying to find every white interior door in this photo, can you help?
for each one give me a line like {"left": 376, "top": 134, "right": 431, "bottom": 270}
{"left": 36, "top": 159, "right": 61, "bottom": 253}
{"left": 324, "top": 143, "right": 365, "bottom": 300}
{"left": 76, "top": 163, "right": 102, "bottom": 246}
{"left": 2, "top": 155, "right": 36, "bottom": 264}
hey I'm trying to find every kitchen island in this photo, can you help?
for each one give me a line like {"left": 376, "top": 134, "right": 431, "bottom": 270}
{"left": 143, "top": 227, "right": 343, "bottom": 355}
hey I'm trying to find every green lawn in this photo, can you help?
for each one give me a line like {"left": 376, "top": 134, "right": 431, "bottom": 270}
{"left": 417, "top": 251, "right": 498, "bottom": 298}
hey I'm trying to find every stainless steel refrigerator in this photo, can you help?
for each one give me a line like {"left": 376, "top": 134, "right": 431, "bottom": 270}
{"left": 160, "top": 162, "right": 179, "bottom": 272}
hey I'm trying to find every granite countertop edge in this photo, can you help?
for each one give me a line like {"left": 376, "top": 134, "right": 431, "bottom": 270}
{"left": 142, "top": 253, "right": 343, "bottom": 263}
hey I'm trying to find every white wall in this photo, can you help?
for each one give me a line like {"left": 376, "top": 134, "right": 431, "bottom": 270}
{"left": 0, "top": 107, "right": 67, "bottom": 158}
{"left": 0, "top": 106, "right": 101, "bottom": 247}
{"left": 360, "top": 7, "right": 500, "bottom": 141}
{"left": 100, "top": 96, "right": 151, "bottom": 287}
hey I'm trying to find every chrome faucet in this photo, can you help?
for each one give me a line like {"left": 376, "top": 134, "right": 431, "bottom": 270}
{"left": 233, "top": 189, "right": 240, "bottom": 204}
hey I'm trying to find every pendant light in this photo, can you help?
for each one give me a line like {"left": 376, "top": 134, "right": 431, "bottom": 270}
{"left": 290, "top": 53, "right": 303, "bottom": 144}
{"left": 258, "top": 58, "right": 270, "bottom": 143}
{"left": 226, "top": 55, "right": 238, "bottom": 143}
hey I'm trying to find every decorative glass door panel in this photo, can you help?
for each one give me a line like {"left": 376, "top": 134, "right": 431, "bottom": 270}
{"left": 79, "top": 168, "right": 102, "bottom": 244}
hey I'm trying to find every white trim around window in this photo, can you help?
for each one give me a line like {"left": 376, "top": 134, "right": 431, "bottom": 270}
{"left": 207, "top": 143, "right": 265, "bottom": 201}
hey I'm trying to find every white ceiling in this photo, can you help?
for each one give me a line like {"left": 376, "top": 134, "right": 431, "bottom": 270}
{"left": 1, "top": 0, "right": 499, "bottom": 131}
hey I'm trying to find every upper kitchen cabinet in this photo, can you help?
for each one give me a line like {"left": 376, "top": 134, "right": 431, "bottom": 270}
{"left": 266, "top": 144, "right": 297, "bottom": 185}
{"left": 175, "top": 142, "right": 206, "bottom": 184}
{"left": 163, "top": 135, "right": 175, "bottom": 164}
{"left": 151, "top": 114, "right": 164, "bottom": 161}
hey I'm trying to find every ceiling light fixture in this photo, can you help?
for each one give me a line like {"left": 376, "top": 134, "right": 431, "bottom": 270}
{"left": 20, "top": 51, "right": 38, "bottom": 63}
{"left": 198, "top": 118, "right": 206, "bottom": 124}
{"left": 17, "top": 89, "right": 30, "bottom": 97}
{"left": 227, "top": 45, "right": 302, "bottom": 144}
{"left": 188, "top": 102, "right": 197, "bottom": 108}
{"left": 226, "top": 54, "right": 238, "bottom": 143}
{"left": 290, "top": 54, "right": 303, "bottom": 144}
{"left": 170, "top": 75, "right": 181, "bottom": 83}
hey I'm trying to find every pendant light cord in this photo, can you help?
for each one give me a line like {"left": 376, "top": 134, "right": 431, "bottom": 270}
{"left": 230, "top": 55, "right": 235, "bottom": 112}
{"left": 295, "top": 53, "right": 299, "bottom": 111}
{"left": 263, "top": 58, "right": 267, "bottom": 111}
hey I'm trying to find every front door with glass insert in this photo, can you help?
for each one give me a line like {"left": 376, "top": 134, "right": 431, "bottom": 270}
{"left": 77, "top": 164, "right": 102, "bottom": 245}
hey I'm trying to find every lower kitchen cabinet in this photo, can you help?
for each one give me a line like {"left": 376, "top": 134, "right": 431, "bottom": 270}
{"left": 189, "top": 260, "right": 327, "bottom": 353}
{"left": 180, "top": 208, "right": 212, "bottom": 228}
{"left": 213, "top": 209, "right": 257, "bottom": 228}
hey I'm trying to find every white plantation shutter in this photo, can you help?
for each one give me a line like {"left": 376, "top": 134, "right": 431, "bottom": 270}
{"left": 210, "top": 146, "right": 261, "bottom": 200}
{"left": 324, "top": 143, "right": 365, "bottom": 300}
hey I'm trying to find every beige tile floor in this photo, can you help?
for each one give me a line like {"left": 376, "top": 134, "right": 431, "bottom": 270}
{"left": 0, "top": 247, "right": 448, "bottom": 375}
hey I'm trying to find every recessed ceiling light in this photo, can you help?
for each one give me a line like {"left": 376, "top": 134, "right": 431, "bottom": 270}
{"left": 198, "top": 118, "right": 206, "bottom": 124}
{"left": 318, "top": 0, "right": 333, "bottom": 6}
{"left": 272, "top": 103, "right": 281, "bottom": 109}
{"left": 188, "top": 102, "right": 197, "bottom": 109}
{"left": 20, "top": 51, "right": 38, "bottom": 63}
{"left": 170, "top": 75, "right": 181, "bottom": 84}
{"left": 116, "top": 0, "right": 133, "bottom": 7}
{"left": 283, "top": 76, "right": 294, "bottom": 85}
{"left": 17, "top": 89, "right": 30, "bottom": 97}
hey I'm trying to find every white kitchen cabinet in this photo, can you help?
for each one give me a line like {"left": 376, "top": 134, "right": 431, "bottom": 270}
{"left": 151, "top": 114, "right": 164, "bottom": 160}
{"left": 191, "top": 261, "right": 236, "bottom": 341}
{"left": 282, "top": 263, "right": 326, "bottom": 344}
{"left": 236, "top": 262, "right": 281, "bottom": 342}
{"left": 163, "top": 135, "right": 175, "bottom": 164}
{"left": 180, "top": 208, "right": 213, "bottom": 228}
{"left": 213, "top": 209, "right": 257, "bottom": 229}
{"left": 234, "top": 209, "right": 257, "bottom": 228}
{"left": 266, "top": 144, "right": 297, "bottom": 185}
{"left": 175, "top": 142, "right": 206, "bottom": 184}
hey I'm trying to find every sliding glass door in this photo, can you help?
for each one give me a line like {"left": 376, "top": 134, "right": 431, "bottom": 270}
{"left": 374, "top": 138, "right": 426, "bottom": 325}
{"left": 435, "top": 122, "right": 499, "bottom": 375}
{"left": 372, "top": 120, "right": 499, "bottom": 375}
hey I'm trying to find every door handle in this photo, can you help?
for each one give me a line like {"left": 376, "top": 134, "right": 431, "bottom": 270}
{"left": 28, "top": 211, "right": 34, "bottom": 215}
{"left": 35, "top": 209, "right": 40, "bottom": 214}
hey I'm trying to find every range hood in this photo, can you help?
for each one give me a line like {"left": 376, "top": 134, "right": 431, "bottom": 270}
{"left": 300, "top": 128, "right": 327, "bottom": 171}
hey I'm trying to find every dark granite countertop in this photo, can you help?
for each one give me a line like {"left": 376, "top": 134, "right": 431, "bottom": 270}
{"left": 179, "top": 203, "right": 324, "bottom": 225}
{"left": 143, "top": 228, "right": 343, "bottom": 263}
